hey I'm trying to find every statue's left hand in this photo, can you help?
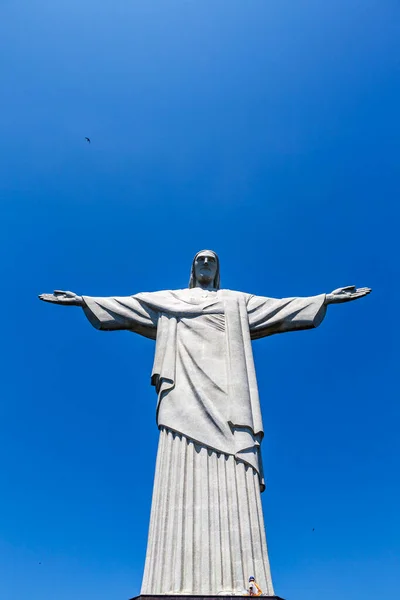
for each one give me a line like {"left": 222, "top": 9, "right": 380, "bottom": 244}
{"left": 325, "top": 286, "right": 371, "bottom": 304}
{"left": 38, "top": 290, "right": 84, "bottom": 306}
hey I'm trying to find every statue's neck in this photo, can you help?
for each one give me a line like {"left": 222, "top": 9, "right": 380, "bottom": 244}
{"left": 195, "top": 282, "right": 216, "bottom": 291}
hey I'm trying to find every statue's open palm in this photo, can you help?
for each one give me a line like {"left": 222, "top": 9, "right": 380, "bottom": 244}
{"left": 38, "top": 290, "right": 83, "bottom": 306}
{"left": 325, "top": 286, "right": 371, "bottom": 304}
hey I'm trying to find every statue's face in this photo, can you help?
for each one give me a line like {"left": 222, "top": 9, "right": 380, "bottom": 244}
{"left": 194, "top": 251, "right": 218, "bottom": 286}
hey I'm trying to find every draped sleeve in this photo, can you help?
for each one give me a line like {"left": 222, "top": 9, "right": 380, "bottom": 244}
{"left": 82, "top": 295, "right": 158, "bottom": 340}
{"left": 247, "top": 293, "right": 327, "bottom": 340}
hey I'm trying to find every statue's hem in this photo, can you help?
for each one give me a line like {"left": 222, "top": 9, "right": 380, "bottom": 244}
{"left": 130, "top": 595, "right": 285, "bottom": 600}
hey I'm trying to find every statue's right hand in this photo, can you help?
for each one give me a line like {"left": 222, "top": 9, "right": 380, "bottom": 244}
{"left": 38, "top": 290, "right": 84, "bottom": 306}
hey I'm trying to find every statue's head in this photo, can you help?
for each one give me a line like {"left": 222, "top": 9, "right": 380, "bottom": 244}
{"left": 189, "top": 249, "right": 220, "bottom": 289}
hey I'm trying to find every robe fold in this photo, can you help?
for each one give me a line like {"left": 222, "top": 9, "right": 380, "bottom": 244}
{"left": 82, "top": 288, "right": 326, "bottom": 595}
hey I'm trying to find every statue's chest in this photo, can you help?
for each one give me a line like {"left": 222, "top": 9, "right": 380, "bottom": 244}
{"left": 188, "top": 292, "right": 216, "bottom": 303}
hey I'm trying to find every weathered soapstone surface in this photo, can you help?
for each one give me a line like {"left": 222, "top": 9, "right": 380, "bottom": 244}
{"left": 39, "top": 250, "right": 370, "bottom": 596}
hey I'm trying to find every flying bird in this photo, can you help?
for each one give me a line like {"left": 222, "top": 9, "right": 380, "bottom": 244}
{"left": 84, "top": 137, "right": 91, "bottom": 143}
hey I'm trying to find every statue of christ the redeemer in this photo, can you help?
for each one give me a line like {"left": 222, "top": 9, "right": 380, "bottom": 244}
{"left": 39, "top": 250, "right": 370, "bottom": 597}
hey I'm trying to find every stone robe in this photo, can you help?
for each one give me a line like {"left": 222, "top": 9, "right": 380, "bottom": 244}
{"left": 82, "top": 288, "right": 326, "bottom": 595}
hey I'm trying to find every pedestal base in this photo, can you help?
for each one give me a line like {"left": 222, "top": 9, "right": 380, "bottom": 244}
{"left": 131, "top": 595, "right": 285, "bottom": 600}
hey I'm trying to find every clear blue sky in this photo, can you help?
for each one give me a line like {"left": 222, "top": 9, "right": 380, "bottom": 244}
{"left": 0, "top": 1, "right": 399, "bottom": 599}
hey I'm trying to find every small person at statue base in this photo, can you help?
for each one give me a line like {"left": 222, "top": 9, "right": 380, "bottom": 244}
{"left": 248, "top": 576, "right": 262, "bottom": 596}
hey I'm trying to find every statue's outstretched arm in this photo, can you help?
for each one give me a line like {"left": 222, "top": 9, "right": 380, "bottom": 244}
{"left": 325, "top": 286, "right": 371, "bottom": 305}
{"left": 39, "top": 290, "right": 158, "bottom": 338}
{"left": 248, "top": 285, "right": 371, "bottom": 340}
{"left": 38, "top": 290, "right": 83, "bottom": 306}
